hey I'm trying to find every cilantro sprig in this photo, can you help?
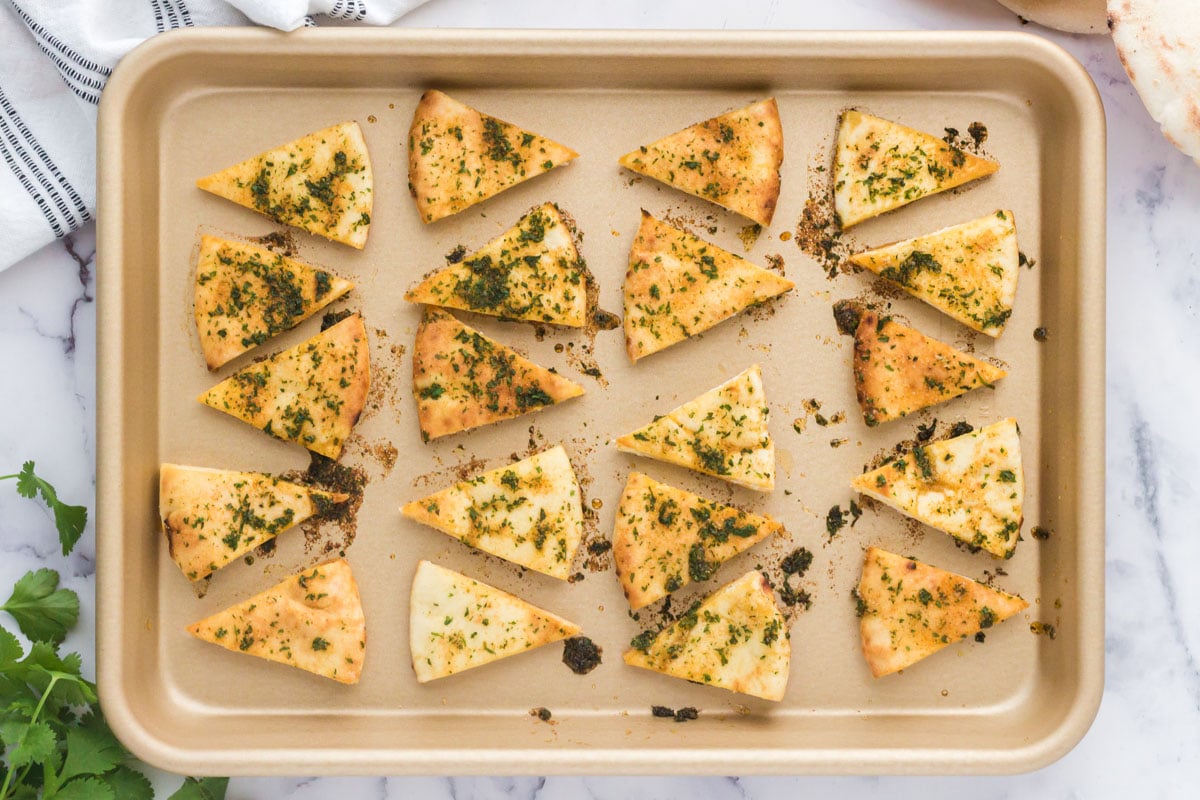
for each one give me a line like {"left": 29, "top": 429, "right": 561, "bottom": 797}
{"left": 1, "top": 463, "right": 228, "bottom": 799}
{"left": 1, "top": 462, "right": 88, "bottom": 555}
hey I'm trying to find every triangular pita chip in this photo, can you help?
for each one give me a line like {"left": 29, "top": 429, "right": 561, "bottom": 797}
{"left": 405, "top": 203, "right": 587, "bottom": 326}
{"left": 160, "top": 463, "right": 348, "bottom": 582}
{"left": 849, "top": 308, "right": 1006, "bottom": 426}
{"left": 196, "top": 122, "right": 373, "bottom": 248}
{"left": 833, "top": 110, "right": 998, "bottom": 228}
{"left": 198, "top": 314, "right": 370, "bottom": 459}
{"left": 623, "top": 570, "right": 789, "bottom": 701}
{"left": 849, "top": 211, "right": 1020, "bottom": 337}
{"left": 412, "top": 308, "right": 583, "bottom": 441}
{"left": 401, "top": 446, "right": 584, "bottom": 580}
{"left": 623, "top": 212, "right": 794, "bottom": 361}
{"left": 187, "top": 558, "right": 366, "bottom": 684}
{"left": 619, "top": 98, "right": 783, "bottom": 225}
{"left": 613, "top": 472, "right": 783, "bottom": 610}
{"left": 615, "top": 364, "right": 774, "bottom": 491}
{"left": 194, "top": 235, "right": 354, "bottom": 369}
{"left": 852, "top": 418, "right": 1024, "bottom": 558}
{"left": 408, "top": 90, "right": 578, "bottom": 223}
{"left": 409, "top": 560, "right": 581, "bottom": 683}
{"left": 857, "top": 547, "right": 1028, "bottom": 677}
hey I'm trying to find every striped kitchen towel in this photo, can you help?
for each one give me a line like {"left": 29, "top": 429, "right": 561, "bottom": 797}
{"left": 0, "top": 0, "right": 430, "bottom": 273}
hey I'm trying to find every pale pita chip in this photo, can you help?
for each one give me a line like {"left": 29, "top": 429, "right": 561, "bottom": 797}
{"left": 613, "top": 472, "right": 783, "bottom": 610}
{"left": 198, "top": 314, "right": 370, "bottom": 459}
{"left": 849, "top": 211, "right": 1020, "bottom": 337}
{"left": 857, "top": 547, "right": 1028, "bottom": 677}
{"left": 833, "top": 110, "right": 998, "bottom": 228}
{"left": 187, "top": 558, "right": 366, "bottom": 684}
{"left": 623, "top": 570, "right": 789, "bottom": 701}
{"left": 852, "top": 418, "right": 1024, "bottom": 559}
{"left": 408, "top": 90, "right": 578, "bottom": 223}
{"left": 405, "top": 203, "right": 587, "bottom": 326}
{"left": 624, "top": 212, "right": 794, "bottom": 361}
{"left": 160, "top": 463, "right": 348, "bottom": 582}
{"left": 615, "top": 364, "right": 774, "bottom": 491}
{"left": 194, "top": 235, "right": 354, "bottom": 369}
{"left": 196, "top": 122, "right": 373, "bottom": 248}
{"left": 409, "top": 560, "right": 581, "bottom": 683}
{"left": 619, "top": 98, "right": 783, "bottom": 225}
{"left": 847, "top": 307, "right": 1007, "bottom": 426}
{"left": 401, "top": 446, "right": 583, "bottom": 580}
{"left": 412, "top": 308, "right": 583, "bottom": 441}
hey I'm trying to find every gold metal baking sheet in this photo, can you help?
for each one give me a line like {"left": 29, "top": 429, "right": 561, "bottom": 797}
{"left": 96, "top": 28, "right": 1105, "bottom": 775}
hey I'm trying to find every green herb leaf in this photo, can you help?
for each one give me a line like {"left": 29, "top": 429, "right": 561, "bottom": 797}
{"left": 1, "top": 719, "right": 56, "bottom": 768}
{"left": 1, "top": 569, "right": 80, "bottom": 645}
{"left": 99, "top": 766, "right": 154, "bottom": 800}
{"left": 53, "top": 777, "right": 116, "bottom": 800}
{"left": 13, "top": 461, "right": 88, "bottom": 555}
{"left": 58, "top": 714, "right": 124, "bottom": 783}
{"left": 168, "top": 777, "right": 231, "bottom": 800}
{"left": 0, "top": 625, "right": 22, "bottom": 666}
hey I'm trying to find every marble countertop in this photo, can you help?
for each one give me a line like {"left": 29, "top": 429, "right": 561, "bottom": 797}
{"left": 2, "top": 0, "right": 1198, "bottom": 796}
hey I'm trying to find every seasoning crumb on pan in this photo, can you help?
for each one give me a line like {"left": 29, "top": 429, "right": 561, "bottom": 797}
{"left": 673, "top": 707, "right": 699, "bottom": 722}
{"left": 1032, "top": 525, "right": 1052, "bottom": 540}
{"left": 531, "top": 707, "right": 552, "bottom": 722}
{"left": 562, "top": 636, "right": 603, "bottom": 674}
{"left": 1030, "top": 622, "right": 1057, "bottom": 639}
{"left": 1033, "top": 326, "right": 1049, "bottom": 342}
{"left": 651, "top": 705, "right": 675, "bottom": 718}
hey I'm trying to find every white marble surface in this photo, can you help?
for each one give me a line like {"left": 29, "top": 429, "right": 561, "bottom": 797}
{"left": 1, "top": 0, "right": 1198, "bottom": 795}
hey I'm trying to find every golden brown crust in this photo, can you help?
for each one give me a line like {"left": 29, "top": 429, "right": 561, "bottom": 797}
{"left": 852, "top": 311, "right": 1007, "bottom": 426}
{"left": 194, "top": 235, "right": 354, "bottom": 370}
{"left": 160, "top": 463, "right": 347, "bottom": 582}
{"left": 848, "top": 211, "right": 1020, "bottom": 337}
{"left": 619, "top": 98, "right": 783, "bottom": 225}
{"left": 412, "top": 307, "right": 583, "bottom": 441}
{"left": 833, "top": 110, "right": 998, "bottom": 228}
{"left": 851, "top": 418, "right": 1024, "bottom": 558}
{"left": 613, "top": 472, "right": 783, "bottom": 610}
{"left": 407, "top": 90, "right": 578, "bottom": 224}
{"left": 401, "top": 446, "right": 583, "bottom": 580}
{"left": 187, "top": 558, "right": 366, "bottom": 684}
{"left": 623, "top": 212, "right": 794, "bottom": 361}
{"left": 858, "top": 547, "right": 1027, "bottom": 677}
{"left": 196, "top": 122, "right": 373, "bottom": 248}
{"left": 404, "top": 203, "right": 587, "bottom": 326}
{"left": 623, "top": 570, "right": 789, "bottom": 701}
{"left": 197, "top": 314, "right": 371, "bottom": 459}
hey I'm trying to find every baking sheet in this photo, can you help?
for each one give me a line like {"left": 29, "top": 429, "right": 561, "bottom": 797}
{"left": 96, "top": 28, "right": 1106, "bottom": 775}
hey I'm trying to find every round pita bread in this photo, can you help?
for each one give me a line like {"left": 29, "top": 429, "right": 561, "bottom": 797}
{"left": 996, "top": 0, "right": 1107, "bottom": 34}
{"left": 1109, "top": 0, "right": 1200, "bottom": 163}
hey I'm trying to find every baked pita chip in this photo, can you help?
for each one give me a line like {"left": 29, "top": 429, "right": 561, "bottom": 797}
{"left": 834, "top": 110, "right": 998, "bottom": 228}
{"left": 160, "top": 463, "right": 348, "bottom": 582}
{"left": 401, "top": 446, "right": 584, "bottom": 580}
{"left": 850, "top": 309, "right": 1007, "bottom": 426}
{"left": 409, "top": 560, "right": 581, "bottom": 683}
{"left": 849, "top": 211, "right": 1020, "bottom": 337}
{"left": 619, "top": 98, "right": 783, "bottom": 225}
{"left": 412, "top": 308, "right": 583, "bottom": 441}
{"left": 196, "top": 122, "right": 373, "bottom": 248}
{"left": 198, "top": 314, "right": 370, "bottom": 459}
{"left": 852, "top": 418, "right": 1024, "bottom": 558}
{"left": 623, "top": 570, "right": 789, "bottom": 701}
{"left": 613, "top": 472, "right": 783, "bottom": 610}
{"left": 408, "top": 90, "right": 578, "bottom": 223}
{"left": 405, "top": 203, "right": 587, "bottom": 326}
{"left": 857, "top": 547, "right": 1028, "bottom": 677}
{"left": 187, "top": 558, "right": 366, "bottom": 684}
{"left": 194, "top": 235, "right": 354, "bottom": 369}
{"left": 615, "top": 364, "right": 774, "bottom": 491}
{"left": 624, "top": 212, "right": 794, "bottom": 361}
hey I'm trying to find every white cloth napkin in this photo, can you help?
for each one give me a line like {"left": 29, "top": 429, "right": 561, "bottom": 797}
{"left": 0, "top": 0, "right": 430, "bottom": 273}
